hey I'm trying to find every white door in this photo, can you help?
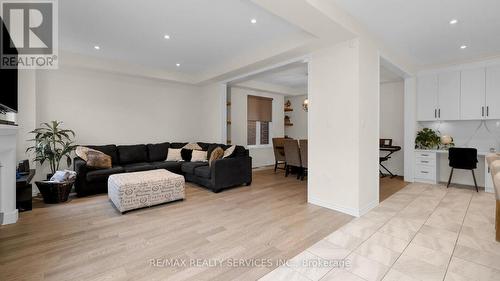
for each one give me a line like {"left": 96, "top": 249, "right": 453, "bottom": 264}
{"left": 461, "top": 68, "right": 485, "bottom": 120}
{"left": 438, "top": 71, "right": 461, "bottom": 120}
{"left": 417, "top": 74, "right": 438, "bottom": 121}
{"left": 486, "top": 65, "right": 500, "bottom": 119}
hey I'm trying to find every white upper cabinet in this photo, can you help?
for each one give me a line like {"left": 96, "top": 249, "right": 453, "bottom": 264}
{"left": 438, "top": 71, "right": 461, "bottom": 120}
{"left": 461, "top": 68, "right": 485, "bottom": 120}
{"left": 486, "top": 65, "right": 500, "bottom": 119}
{"left": 417, "top": 64, "right": 500, "bottom": 121}
{"left": 417, "top": 74, "right": 438, "bottom": 121}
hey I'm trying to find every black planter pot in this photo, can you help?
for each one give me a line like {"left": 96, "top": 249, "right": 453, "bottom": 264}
{"left": 35, "top": 181, "right": 74, "bottom": 204}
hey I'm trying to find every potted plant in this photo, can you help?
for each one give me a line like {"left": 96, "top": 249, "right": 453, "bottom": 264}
{"left": 27, "top": 121, "right": 76, "bottom": 203}
{"left": 415, "top": 128, "right": 456, "bottom": 150}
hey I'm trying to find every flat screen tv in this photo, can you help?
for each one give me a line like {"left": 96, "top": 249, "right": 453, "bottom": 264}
{"left": 0, "top": 17, "right": 18, "bottom": 113}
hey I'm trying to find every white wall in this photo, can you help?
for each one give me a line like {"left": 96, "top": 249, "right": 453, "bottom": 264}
{"left": 35, "top": 67, "right": 205, "bottom": 146}
{"left": 308, "top": 39, "right": 379, "bottom": 217}
{"left": 418, "top": 120, "right": 500, "bottom": 187}
{"left": 284, "top": 95, "right": 308, "bottom": 139}
{"left": 229, "top": 87, "right": 284, "bottom": 167}
{"left": 16, "top": 70, "right": 37, "bottom": 166}
{"left": 380, "top": 81, "right": 404, "bottom": 176}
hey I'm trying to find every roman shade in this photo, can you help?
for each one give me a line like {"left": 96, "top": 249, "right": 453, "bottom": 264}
{"left": 247, "top": 95, "right": 273, "bottom": 122}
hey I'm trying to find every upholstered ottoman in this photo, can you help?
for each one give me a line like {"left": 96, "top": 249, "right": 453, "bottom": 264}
{"left": 108, "top": 169, "right": 185, "bottom": 213}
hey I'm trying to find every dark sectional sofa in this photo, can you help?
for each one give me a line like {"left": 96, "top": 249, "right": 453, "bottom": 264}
{"left": 74, "top": 142, "right": 252, "bottom": 197}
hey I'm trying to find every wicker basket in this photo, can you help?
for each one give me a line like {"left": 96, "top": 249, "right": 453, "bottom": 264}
{"left": 35, "top": 181, "right": 74, "bottom": 204}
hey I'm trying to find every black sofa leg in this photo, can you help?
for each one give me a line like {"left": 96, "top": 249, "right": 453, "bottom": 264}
{"left": 285, "top": 165, "right": 290, "bottom": 177}
{"left": 274, "top": 162, "right": 278, "bottom": 172}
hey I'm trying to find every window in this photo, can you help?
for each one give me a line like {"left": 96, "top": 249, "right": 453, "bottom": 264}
{"left": 247, "top": 95, "right": 273, "bottom": 146}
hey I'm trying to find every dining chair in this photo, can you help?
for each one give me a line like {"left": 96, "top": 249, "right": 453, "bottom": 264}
{"left": 299, "top": 139, "right": 308, "bottom": 181}
{"left": 284, "top": 139, "right": 301, "bottom": 179}
{"left": 272, "top": 138, "right": 286, "bottom": 172}
{"left": 447, "top": 147, "right": 479, "bottom": 192}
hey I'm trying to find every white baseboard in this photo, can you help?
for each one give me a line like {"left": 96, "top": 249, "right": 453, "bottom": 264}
{"left": 309, "top": 197, "right": 379, "bottom": 217}
{"left": 1, "top": 209, "right": 18, "bottom": 225}
{"left": 359, "top": 199, "right": 379, "bottom": 217}
{"left": 309, "top": 197, "right": 361, "bottom": 217}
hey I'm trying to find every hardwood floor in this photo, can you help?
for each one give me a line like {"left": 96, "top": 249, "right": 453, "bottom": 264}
{"left": 0, "top": 169, "right": 353, "bottom": 281}
{"left": 379, "top": 176, "right": 409, "bottom": 202}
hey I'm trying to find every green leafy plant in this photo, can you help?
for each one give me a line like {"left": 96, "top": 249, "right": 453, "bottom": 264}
{"left": 415, "top": 128, "right": 441, "bottom": 149}
{"left": 26, "top": 121, "right": 76, "bottom": 175}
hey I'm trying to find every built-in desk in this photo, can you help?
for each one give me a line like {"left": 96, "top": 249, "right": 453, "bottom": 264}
{"left": 414, "top": 149, "right": 494, "bottom": 193}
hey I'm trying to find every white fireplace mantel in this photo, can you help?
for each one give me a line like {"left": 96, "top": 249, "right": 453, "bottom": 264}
{"left": 0, "top": 124, "right": 19, "bottom": 225}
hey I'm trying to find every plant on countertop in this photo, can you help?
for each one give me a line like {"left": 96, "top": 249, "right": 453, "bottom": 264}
{"left": 26, "top": 121, "right": 76, "bottom": 175}
{"left": 415, "top": 128, "right": 441, "bottom": 149}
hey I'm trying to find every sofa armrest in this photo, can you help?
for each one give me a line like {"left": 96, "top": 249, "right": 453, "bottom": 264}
{"left": 73, "top": 157, "right": 88, "bottom": 194}
{"left": 211, "top": 157, "right": 252, "bottom": 191}
{"left": 74, "top": 157, "right": 87, "bottom": 175}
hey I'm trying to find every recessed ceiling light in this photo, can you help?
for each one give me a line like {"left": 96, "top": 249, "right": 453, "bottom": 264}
{"left": 460, "top": 45, "right": 467, "bottom": 49}
{"left": 176, "top": 63, "right": 181, "bottom": 67}
{"left": 250, "top": 18, "right": 257, "bottom": 24}
{"left": 94, "top": 45, "right": 100, "bottom": 50}
{"left": 164, "top": 34, "right": 170, "bottom": 39}
{"left": 449, "top": 19, "right": 458, "bottom": 25}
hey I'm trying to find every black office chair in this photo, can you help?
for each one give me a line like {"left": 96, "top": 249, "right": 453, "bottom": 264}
{"left": 447, "top": 147, "right": 479, "bottom": 192}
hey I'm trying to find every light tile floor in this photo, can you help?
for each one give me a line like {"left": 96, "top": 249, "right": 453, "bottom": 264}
{"left": 259, "top": 183, "right": 500, "bottom": 281}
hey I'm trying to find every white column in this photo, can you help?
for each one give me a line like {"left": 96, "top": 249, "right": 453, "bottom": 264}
{"left": 404, "top": 77, "right": 417, "bottom": 182}
{"left": 308, "top": 38, "right": 380, "bottom": 217}
{"left": 0, "top": 125, "right": 19, "bottom": 225}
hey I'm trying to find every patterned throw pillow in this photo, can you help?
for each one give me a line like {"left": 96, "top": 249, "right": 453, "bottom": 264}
{"left": 183, "top": 143, "right": 202, "bottom": 150}
{"left": 223, "top": 145, "right": 236, "bottom": 158}
{"left": 75, "top": 146, "right": 100, "bottom": 161}
{"left": 209, "top": 147, "right": 224, "bottom": 167}
{"left": 86, "top": 150, "right": 112, "bottom": 169}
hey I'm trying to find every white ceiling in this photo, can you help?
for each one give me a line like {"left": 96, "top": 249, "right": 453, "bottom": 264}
{"left": 334, "top": 0, "right": 500, "bottom": 67}
{"left": 380, "top": 65, "right": 403, "bottom": 84}
{"left": 231, "top": 62, "right": 308, "bottom": 95}
{"left": 250, "top": 63, "right": 308, "bottom": 92}
{"left": 59, "top": 0, "right": 312, "bottom": 77}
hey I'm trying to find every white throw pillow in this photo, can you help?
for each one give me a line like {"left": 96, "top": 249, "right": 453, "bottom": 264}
{"left": 223, "top": 145, "right": 236, "bottom": 158}
{"left": 166, "top": 148, "right": 183, "bottom": 161}
{"left": 191, "top": 150, "right": 208, "bottom": 162}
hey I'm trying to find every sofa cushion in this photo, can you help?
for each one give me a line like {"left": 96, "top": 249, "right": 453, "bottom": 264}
{"left": 86, "top": 166, "right": 124, "bottom": 182}
{"left": 194, "top": 166, "right": 211, "bottom": 178}
{"left": 170, "top": 142, "right": 188, "bottom": 149}
{"left": 86, "top": 145, "right": 119, "bottom": 164}
{"left": 181, "top": 149, "right": 193, "bottom": 162}
{"left": 232, "top": 145, "right": 247, "bottom": 158}
{"left": 197, "top": 142, "right": 212, "bottom": 151}
{"left": 118, "top": 144, "right": 148, "bottom": 164}
{"left": 122, "top": 162, "right": 153, "bottom": 172}
{"left": 152, "top": 161, "right": 182, "bottom": 174}
{"left": 147, "top": 142, "right": 169, "bottom": 162}
{"left": 182, "top": 162, "right": 208, "bottom": 174}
